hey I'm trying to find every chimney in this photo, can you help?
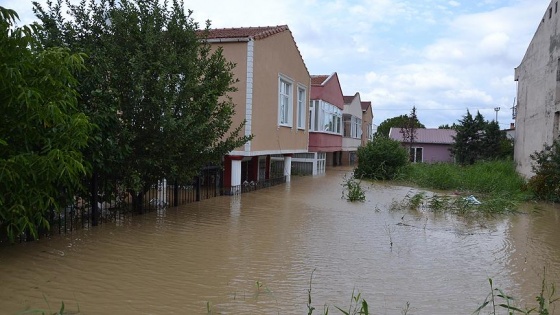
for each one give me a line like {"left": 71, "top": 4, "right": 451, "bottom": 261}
{"left": 510, "top": 123, "right": 515, "bottom": 129}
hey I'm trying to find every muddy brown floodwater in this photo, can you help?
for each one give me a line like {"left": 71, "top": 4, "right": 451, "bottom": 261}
{"left": 1, "top": 169, "right": 559, "bottom": 314}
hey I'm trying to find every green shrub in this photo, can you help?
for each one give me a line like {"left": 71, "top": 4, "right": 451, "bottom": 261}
{"left": 528, "top": 139, "right": 560, "bottom": 202}
{"left": 355, "top": 137, "right": 409, "bottom": 180}
{"left": 341, "top": 174, "right": 366, "bottom": 202}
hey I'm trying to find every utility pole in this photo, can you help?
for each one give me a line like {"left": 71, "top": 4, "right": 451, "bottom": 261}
{"left": 494, "top": 107, "right": 500, "bottom": 123}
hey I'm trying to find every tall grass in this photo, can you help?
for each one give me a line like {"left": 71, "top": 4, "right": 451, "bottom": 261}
{"left": 399, "top": 160, "right": 528, "bottom": 199}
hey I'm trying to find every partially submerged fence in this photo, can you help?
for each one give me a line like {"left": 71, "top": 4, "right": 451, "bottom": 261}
{"left": 2, "top": 168, "right": 288, "bottom": 243}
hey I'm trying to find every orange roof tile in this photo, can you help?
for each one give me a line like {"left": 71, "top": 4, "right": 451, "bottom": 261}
{"left": 202, "top": 25, "right": 289, "bottom": 40}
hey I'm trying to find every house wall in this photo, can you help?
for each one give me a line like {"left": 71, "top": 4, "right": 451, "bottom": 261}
{"left": 515, "top": 0, "right": 560, "bottom": 178}
{"left": 249, "top": 31, "right": 310, "bottom": 154}
{"left": 208, "top": 41, "right": 248, "bottom": 148}
{"left": 311, "top": 74, "right": 345, "bottom": 110}
{"left": 362, "top": 106, "right": 373, "bottom": 145}
{"left": 342, "top": 96, "right": 363, "bottom": 152}
{"left": 421, "top": 144, "right": 454, "bottom": 163}
{"left": 308, "top": 133, "right": 342, "bottom": 152}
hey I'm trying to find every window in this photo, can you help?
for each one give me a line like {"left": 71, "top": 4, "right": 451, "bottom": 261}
{"left": 278, "top": 76, "right": 293, "bottom": 126}
{"left": 297, "top": 86, "right": 306, "bottom": 129}
{"left": 409, "top": 147, "right": 423, "bottom": 163}
{"left": 351, "top": 116, "right": 362, "bottom": 139}
{"left": 309, "top": 100, "right": 342, "bottom": 134}
{"left": 343, "top": 114, "right": 351, "bottom": 137}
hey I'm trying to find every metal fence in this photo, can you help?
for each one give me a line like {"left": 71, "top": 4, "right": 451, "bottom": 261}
{"left": 3, "top": 168, "right": 287, "bottom": 243}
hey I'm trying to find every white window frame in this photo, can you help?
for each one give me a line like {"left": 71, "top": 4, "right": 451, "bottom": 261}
{"left": 351, "top": 116, "right": 362, "bottom": 139}
{"left": 410, "top": 147, "right": 423, "bottom": 163}
{"left": 278, "top": 75, "right": 293, "bottom": 127}
{"left": 297, "top": 85, "right": 306, "bottom": 130}
{"left": 309, "top": 100, "right": 342, "bottom": 134}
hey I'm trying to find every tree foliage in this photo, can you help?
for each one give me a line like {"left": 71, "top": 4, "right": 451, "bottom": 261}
{"left": 34, "top": 0, "right": 251, "bottom": 211}
{"left": 355, "top": 137, "right": 409, "bottom": 180}
{"left": 376, "top": 113, "right": 425, "bottom": 138}
{"left": 438, "top": 123, "right": 459, "bottom": 130}
{"left": 528, "top": 139, "right": 560, "bottom": 202}
{"left": 399, "top": 106, "right": 419, "bottom": 157}
{"left": 0, "top": 6, "right": 92, "bottom": 241}
{"left": 451, "top": 110, "right": 509, "bottom": 165}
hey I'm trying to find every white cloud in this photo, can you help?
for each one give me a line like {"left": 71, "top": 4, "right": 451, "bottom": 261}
{"left": 5, "top": 0, "right": 553, "bottom": 128}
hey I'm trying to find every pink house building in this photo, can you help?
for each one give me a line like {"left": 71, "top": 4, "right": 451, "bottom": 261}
{"left": 307, "top": 72, "right": 344, "bottom": 172}
{"left": 389, "top": 128, "right": 456, "bottom": 163}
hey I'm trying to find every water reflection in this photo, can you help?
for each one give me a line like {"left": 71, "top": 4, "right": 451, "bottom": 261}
{"left": 0, "top": 169, "right": 559, "bottom": 314}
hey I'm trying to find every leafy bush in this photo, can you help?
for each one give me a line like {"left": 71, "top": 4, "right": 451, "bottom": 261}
{"left": 355, "top": 137, "right": 409, "bottom": 180}
{"left": 528, "top": 139, "right": 560, "bottom": 202}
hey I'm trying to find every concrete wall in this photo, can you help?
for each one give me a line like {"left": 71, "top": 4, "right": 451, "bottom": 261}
{"left": 515, "top": 0, "right": 560, "bottom": 178}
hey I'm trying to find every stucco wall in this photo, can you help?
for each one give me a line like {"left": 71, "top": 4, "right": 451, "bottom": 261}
{"left": 250, "top": 31, "right": 310, "bottom": 154}
{"left": 208, "top": 41, "right": 248, "bottom": 148}
{"left": 208, "top": 30, "right": 310, "bottom": 156}
{"left": 515, "top": 0, "right": 560, "bottom": 178}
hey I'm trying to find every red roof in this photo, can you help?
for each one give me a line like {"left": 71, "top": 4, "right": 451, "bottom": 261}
{"left": 343, "top": 95, "right": 355, "bottom": 104}
{"left": 311, "top": 75, "right": 329, "bottom": 85}
{"left": 202, "top": 25, "right": 289, "bottom": 40}
{"left": 389, "top": 128, "right": 456, "bottom": 144}
{"left": 361, "top": 101, "right": 371, "bottom": 111}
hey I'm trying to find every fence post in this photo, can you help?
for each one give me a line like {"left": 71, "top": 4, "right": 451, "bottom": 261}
{"left": 91, "top": 171, "right": 99, "bottom": 227}
{"left": 195, "top": 176, "right": 201, "bottom": 201}
{"left": 174, "top": 180, "right": 179, "bottom": 207}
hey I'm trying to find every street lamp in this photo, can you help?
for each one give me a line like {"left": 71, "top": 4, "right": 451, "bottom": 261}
{"left": 494, "top": 107, "right": 500, "bottom": 122}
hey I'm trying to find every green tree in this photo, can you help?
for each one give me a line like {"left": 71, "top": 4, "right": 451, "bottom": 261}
{"left": 400, "top": 106, "right": 419, "bottom": 160}
{"left": 451, "top": 110, "right": 507, "bottom": 165}
{"left": 438, "top": 123, "right": 459, "bottom": 130}
{"left": 376, "top": 113, "right": 425, "bottom": 138}
{"left": 355, "top": 137, "right": 409, "bottom": 180}
{"left": 34, "top": 0, "right": 251, "bottom": 212}
{"left": 0, "top": 7, "right": 92, "bottom": 241}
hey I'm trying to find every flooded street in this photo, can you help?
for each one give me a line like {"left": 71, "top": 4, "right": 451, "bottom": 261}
{"left": 1, "top": 169, "right": 559, "bottom": 314}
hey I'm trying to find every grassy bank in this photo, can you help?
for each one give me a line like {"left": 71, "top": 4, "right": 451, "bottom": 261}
{"left": 397, "top": 160, "right": 528, "bottom": 198}
{"left": 382, "top": 160, "right": 531, "bottom": 214}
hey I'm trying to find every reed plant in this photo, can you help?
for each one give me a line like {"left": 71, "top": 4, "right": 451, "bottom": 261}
{"left": 341, "top": 174, "right": 366, "bottom": 202}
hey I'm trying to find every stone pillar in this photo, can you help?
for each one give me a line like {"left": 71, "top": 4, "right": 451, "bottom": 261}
{"left": 283, "top": 154, "right": 293, "bottom": 183}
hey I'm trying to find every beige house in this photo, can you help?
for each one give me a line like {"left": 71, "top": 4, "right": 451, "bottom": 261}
{"left": 204, "top": 26, "right": 310, "bottom": 189}
{"left": 361, "top": 101, "right": 374, "bottom": 145}
{"left": 514, "top": 0, "right": 560, "bottom": 178}
{"left": 342, "top": 93, "right": 364, "bottom": 165}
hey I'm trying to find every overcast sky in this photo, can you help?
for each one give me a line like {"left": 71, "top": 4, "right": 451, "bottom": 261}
{"left": 4, "top": 0, "right": 552, "bottom": 128}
